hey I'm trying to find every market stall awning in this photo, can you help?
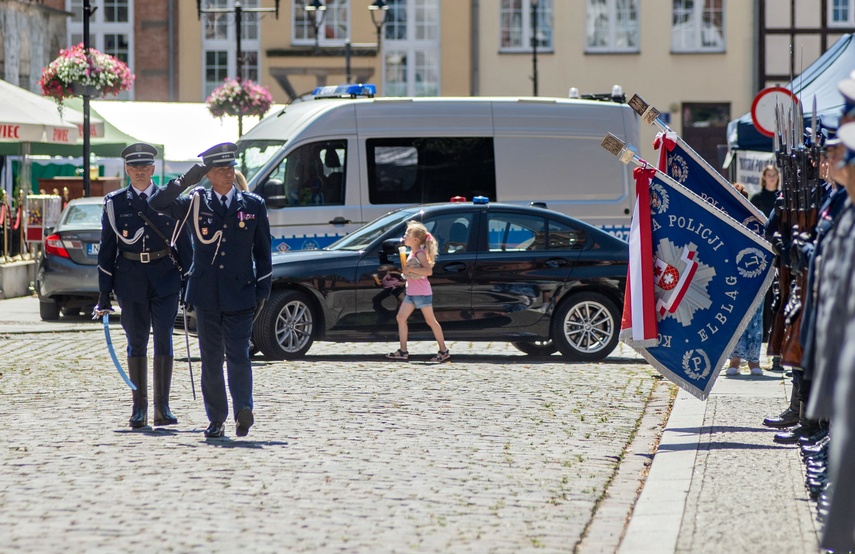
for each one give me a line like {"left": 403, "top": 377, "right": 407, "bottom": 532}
{"left": 0, "top": 79, "right": 81, "bottom": 146}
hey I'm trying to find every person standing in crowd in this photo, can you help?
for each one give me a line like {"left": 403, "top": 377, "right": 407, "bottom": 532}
{"left": 386, "top": 221, "right": 449, "bottom": 363}
{"left": 95, "top": 143, "right": 191, "bottom": 428}
{"left": 751, "top": 164, "right": 783, "bottom": 370}
{"left": 725, "top": 183, "right": 764, "bottom": 376}
{"left": 149, "top": 143, "right": 272, "bottom": 439}
{"left": 810, "top": 119, "right": 855, "bottom": 554}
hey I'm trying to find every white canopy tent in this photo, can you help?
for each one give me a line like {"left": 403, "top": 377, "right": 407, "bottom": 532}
{"left": 0, "top": 79, "right": 81, "bottom": 146}
{"left": 90, "top": 101, "right": 286, "bottom": 176}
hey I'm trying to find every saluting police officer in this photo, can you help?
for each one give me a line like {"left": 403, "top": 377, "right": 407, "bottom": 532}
{"left": 96, "top": 143, "right": 192, "bottom": 428}
{"left": 149, "top": 143, "right": 272, "bottom": 439}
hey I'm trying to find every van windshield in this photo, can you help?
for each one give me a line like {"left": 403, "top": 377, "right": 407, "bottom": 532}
{"left": 328, "top": 208, "right": 422, "bottom": 251}
{"left": 235, "top": 139, "right": 287, "bottom": 183}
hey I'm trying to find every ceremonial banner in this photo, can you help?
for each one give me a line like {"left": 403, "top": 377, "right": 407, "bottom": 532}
{"left": 625, "top": 167, "right": 776, "bottom": 400}
{"left": 654, "top": 130, "right": 767, "bottom": 235}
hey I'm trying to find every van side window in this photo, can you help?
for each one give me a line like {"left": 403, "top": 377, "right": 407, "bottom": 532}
{"left": 366, "top": 137, "right": 497, "bottom": 205}
{"left": 259, "top": 140, "right": 346, "bottom": 208}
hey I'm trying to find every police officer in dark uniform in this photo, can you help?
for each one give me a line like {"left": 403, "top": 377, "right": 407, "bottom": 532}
{"left": 96, "top": 143, "right": 192, "bottom": 428}
{"left": 149, "top": 143, "right": 272, "bottom": 439}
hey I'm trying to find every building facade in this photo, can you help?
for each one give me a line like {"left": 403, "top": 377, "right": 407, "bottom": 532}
{"left": 4, "top": 1, "right": 854, "bottom": 165}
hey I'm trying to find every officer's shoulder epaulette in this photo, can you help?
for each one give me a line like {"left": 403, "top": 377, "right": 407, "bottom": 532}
{"left": 104, "top": 188, "right": 125, "bottom": 201}
{"left": 190, "top": 185, "right": 208, "bottom": 194}
{"left": 242, "top": 191, "right": 264, "bottom": 202}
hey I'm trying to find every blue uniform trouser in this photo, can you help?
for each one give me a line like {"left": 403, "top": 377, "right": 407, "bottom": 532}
{"left": 195, "top": 306, "right": 254, "bottom": 424}
{"left": 119, "top": 292, "right": 179, "bottom": 358}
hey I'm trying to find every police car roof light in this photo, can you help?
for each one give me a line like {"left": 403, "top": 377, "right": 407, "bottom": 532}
{"left": 450, "top": 196, "right": 467, "bottom": 203}
{"left": 312, "top": 83, "right": 377, "bottom": 99}
{"left": 473, "top": 196, "right": 489, "bottom": 205}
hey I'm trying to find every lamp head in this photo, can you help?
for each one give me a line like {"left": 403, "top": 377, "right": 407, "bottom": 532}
{"left": 305, "top": 0, "right": 325, "bottom": 11}
{"left": 369, "top": 0, "right": 389, "bottom": 10}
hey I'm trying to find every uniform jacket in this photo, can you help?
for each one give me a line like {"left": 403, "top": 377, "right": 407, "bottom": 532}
{"left": 149, "top": 181, "right": 272, "bottom": 313}
{"left": 97, "top": 185, "right": 191, "bottom": 303}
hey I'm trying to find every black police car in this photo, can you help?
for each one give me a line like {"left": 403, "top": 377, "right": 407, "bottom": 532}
{"left": 252, "top": 198, "right": 628, "bottom": 361}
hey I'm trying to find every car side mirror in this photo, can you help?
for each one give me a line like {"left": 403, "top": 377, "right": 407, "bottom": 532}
{"left": 380, "top": 237, "right": 403, "bottom": 265}
{"left": 260, "top": 179, "right": 288, "bottom": 209}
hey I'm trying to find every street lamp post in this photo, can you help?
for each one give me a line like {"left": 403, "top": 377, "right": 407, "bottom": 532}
{"left": 531, "top": 0, "right": 538, "bottom": 97}
{"left": 196, "top": 1, "right": 280, "bottom": 137}
{"left": 305, "top": 0, "right": 327, "bottom": 52}
{"left": 82, "top": 0, "right": 96, "bottom": 197}
{"left": 369, "top": 0, "right": 389, "bottom": 53}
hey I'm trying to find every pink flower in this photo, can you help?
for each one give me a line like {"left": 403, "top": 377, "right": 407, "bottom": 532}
{"left": 206, "top": 78, "right": 273, "bottom": 119}
{"left": 39, "top": 43, "right": 134, "bottom": 105}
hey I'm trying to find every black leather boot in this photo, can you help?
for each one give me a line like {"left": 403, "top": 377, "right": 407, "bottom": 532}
{"left": 773, "top": 402, "right": 819, "bottom": 444}
{"left": 763, "top": 386, "right": 800, "bottom": 428}
{"left": 128, "top": 356, "right": 148, "bottom": 428}
{"left": 153, "top": 355, "right": 178, "bottom": 426}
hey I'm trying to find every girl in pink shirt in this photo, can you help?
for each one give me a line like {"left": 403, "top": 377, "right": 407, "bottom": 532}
{"left": 386, "top": 221, "right": 450, "bottom": 363}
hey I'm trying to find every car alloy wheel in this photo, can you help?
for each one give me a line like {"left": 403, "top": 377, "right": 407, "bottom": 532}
{"left": 552, "top": 292, "right": 620, "bottom": 361}
{"left": 254, "top": 289, "right": 315, "bottom": 360}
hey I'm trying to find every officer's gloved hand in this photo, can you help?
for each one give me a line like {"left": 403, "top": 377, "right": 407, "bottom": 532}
{"left": 181, "top": 164, "right": 210, "bottom": 189}
{"left": 93, "top": 292, "right": 114, "bottom": 318}
{"left": 771, "top": 231, "right": 784, "bottom": 257}
{"left": 253, "top": 298, "right": 266, "bottom": 323}
{"left": 790, "top": 232, "right": 814, "bottom": 275}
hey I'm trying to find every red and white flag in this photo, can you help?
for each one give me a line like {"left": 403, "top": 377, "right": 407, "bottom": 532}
{"left": 620, "top": 166, "right": 659, "bottom": 347}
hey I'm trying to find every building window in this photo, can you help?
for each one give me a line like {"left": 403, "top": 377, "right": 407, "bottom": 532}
{"left": 292, "top": 0, "right": 350, "bottom": 46}
{"left": 500, "top": 0, "right": 553, "bottom": 52}
{"left": 202, "top": 0, "right": 261, "bottom": 98}
{"left": 830, "top": 0, "right": 855, "bottom": 26}
{"left": 586, "top": 0, "right": 639, "bottom": 53}
{"left": 67, "top": 0, "right": 134, "bottom": 99}
{"left": 671, "top": 0, "right": 724, "bottom": 53}
{"left": 383, "top": 0, "right": 441, "bottom": 97}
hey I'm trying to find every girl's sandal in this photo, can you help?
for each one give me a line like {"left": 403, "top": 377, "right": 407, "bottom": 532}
{"left": 386, "top": 349, "right": 409, "bottom": 361}
{"left": 430, "top": 349, "right": 450, "bottom": 363}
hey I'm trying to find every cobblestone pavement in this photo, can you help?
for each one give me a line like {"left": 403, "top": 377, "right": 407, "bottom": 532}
{"left": 0, "top": 324, "right": 668, "bottom": 554}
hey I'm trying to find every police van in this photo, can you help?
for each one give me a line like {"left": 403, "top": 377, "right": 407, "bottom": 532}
{"left": 236, "top": 84, "right": 639, "bottom": 252}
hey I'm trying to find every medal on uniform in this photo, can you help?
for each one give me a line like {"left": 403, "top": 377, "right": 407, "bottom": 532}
{"left": 239, "top": 221, "right": 245, "bottom": 228}
{"left": 202, "top": 228, "right": 208, "bottom": 236}
{"left": 122, "top": 230, "right": 128, "bottom": 237}
{"left": 238, "top": 211, "right": 246, "bottom": 228}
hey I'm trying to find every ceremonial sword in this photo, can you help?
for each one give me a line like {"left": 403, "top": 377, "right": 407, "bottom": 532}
{"left": 100, "top": 312, "right": 137, "bottom": 390}
{"left": 182, "top": 303, "right": 196, "bottom": 400}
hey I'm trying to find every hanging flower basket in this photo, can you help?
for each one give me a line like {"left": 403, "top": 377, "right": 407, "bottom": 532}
{"left": 206, "top": 78, "right": 273, "bottom": 120}
{"left": 39, "top": 43, "right": 135, "bottom": 107}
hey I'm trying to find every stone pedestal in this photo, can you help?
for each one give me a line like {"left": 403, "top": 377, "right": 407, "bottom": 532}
{"left": 0, "top": 259, "right": 35, "bottom": 299}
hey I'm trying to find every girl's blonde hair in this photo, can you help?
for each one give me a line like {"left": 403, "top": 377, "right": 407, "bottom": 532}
{"left": 406, "top": 220, "right": 438, "bottom": 265}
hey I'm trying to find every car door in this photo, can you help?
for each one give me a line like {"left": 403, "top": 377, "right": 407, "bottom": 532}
{"left": 348, "top": 211, "right": 478, "bottom": 337}
{"left": 468, "top": 210, "right": 585, "bottom": 334}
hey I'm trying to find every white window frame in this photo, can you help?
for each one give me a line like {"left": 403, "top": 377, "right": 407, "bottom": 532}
{"left": 291, "top": 0, "right": 351, "bottom": 47}
{"left": 201, "top": 0, "right": 262, "bottom": 98}
{"left": 585, "top": 0, "right": 640, "bottom": 53}
{"left": 67, "top": 0, "right": 135, "bottom": 100}
{"left": 671, "top": 0, "right": 725, "bottom": 53}
{"left": 829, "top": 0, "right": 855, "bottom": 27}
{"left": 499, "top": 0, "right": 554, "bottom": 54}
{"left": 383, "top": 0, "right": 441, "bottom": 97}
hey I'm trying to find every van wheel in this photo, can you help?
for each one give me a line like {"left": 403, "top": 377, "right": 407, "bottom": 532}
{"left": 511, "top": 340, "right": 557, "bottom": 356}
{"left": 254, "top": 289, "right": 315, "bottom": 360}
{"left": 552, "top": 292, "right": 620, "bottom": 362}
{"left": 40, "top": 300, "right": 60, "bottom": 321}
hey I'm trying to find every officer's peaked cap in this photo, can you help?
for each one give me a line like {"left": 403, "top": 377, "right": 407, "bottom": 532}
{"left": 122, "top": 143, "right": 157, "bottom": 166}
{"left": 199, "top": 142, "right": 238, "bottom": 167}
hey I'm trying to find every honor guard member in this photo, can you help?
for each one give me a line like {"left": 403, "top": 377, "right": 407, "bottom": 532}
{"left": 96, "top": 143, "right": 192, "bottom": 428}
{"left": 149, "top": 142, "right": 272, "bottom": 439}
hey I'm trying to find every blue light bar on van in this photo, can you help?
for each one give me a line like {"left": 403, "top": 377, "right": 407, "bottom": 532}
{"left": 312, "top": 83, "right": 377, "bottom": 99}
{"left": 473, "top": 196, "right": 489, "bottom": 204}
